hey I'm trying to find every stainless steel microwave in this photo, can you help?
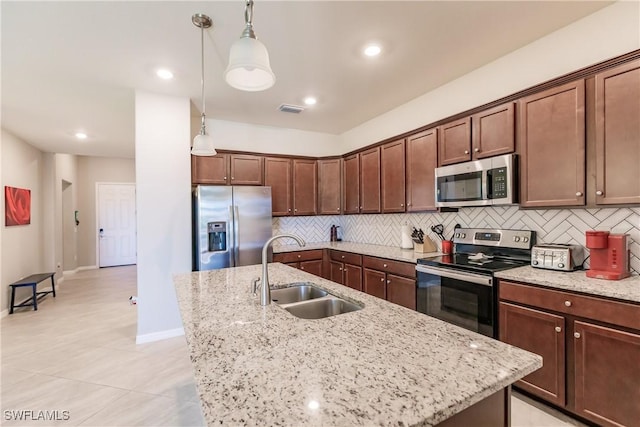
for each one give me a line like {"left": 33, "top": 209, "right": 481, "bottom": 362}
{"left": 435, "top": 154, "right": 517, "bottom": 207}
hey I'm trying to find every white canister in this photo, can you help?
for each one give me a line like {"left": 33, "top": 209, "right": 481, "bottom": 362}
{"left": 401, "top": 225, "right": 413, "bottom": 249}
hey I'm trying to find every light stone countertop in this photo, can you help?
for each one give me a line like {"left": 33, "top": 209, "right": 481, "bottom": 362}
{"left": 174, "top": 263, "right": 542, "bottom": 426}
{"left": 495, "top": 266, "right": 640, "bottom": 304}
{"left": 274, "top": 241, "right": 440, "bottom": 263}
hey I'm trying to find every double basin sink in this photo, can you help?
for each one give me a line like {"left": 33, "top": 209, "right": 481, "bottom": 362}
{"left": 270, "top": 283, "right": 362, "bottom": 319}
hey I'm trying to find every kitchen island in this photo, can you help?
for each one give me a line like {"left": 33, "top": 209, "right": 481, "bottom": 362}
{"left": 174, "top": 263, "right": 541, "bottom": 426}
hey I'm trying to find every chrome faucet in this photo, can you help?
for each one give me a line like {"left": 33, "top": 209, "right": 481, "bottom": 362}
{"left": 260, "top": 234, "right": 306, "bottom": 306}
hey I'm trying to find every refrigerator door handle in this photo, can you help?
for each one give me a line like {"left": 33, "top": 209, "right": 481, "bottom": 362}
{"left": 228, "top": 206, "right": 235, "bottom": 267}
{"left": 233, "top": 205, "right": 240, "bottom": 266}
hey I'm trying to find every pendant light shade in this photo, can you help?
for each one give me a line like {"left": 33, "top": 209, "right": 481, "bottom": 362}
{"left": 225, "top": 0, "right": 275, "bottom": 92}
{"left": 191, "top": 13, "right": 217, "bottom": 156}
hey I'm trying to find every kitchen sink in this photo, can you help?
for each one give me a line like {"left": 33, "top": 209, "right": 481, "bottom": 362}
{"left": 283, "top": 297, "right": 362, "bottom": 319}
{"left": 270, "top": 283, "right": 363, "bottom": 319}
{"left": 270, "top": 283, "right": 328, "bottom": 304}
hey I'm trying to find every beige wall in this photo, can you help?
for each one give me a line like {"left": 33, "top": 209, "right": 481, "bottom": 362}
{"left": 77, "top": 156, "right": 136, "bottom": 267}
{"left": 1, "top": 130, "right": 45, "bottom": 312}
{"left": 53, "top": 154, "right": 78, "bottom": 277}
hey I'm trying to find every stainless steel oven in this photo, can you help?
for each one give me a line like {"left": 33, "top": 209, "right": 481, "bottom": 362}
{"left": 416, "top": 228, "right": 536, "bottom": 338}
{"left": 435, "top": 154, "right": 517, "bottom": 207}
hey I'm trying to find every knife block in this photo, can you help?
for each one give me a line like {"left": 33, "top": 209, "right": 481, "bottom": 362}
{"left": 414, "top": 236, "right": 437, "bottom": 253}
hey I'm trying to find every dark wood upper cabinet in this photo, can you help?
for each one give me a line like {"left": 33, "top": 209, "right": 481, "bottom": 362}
{"left": 229, "top": 154, "right": 264, "bottom": 185}
{"left": 292, "top": 159, "right": 317, "bottom": 215}
{"left": 264, "top": 157, "right": 292, "bottom": 216}
{"left": 438, "top": 117, "right": 471, "bottom": 166}
{"left": 360, "top": 147, "right": 381, "bottom": 213}
{"left": 573, "top": 320, "right": 640, "bottom": 427}
{"left": 594, "top": 59, "right": 640, "bottom": 205}
{"left": 381, "top": 139, "right": 406, "bottom": 213}
{"left": 519, "top": 80, "right": 586, "bottom": 207}
{"left": 471, "top": 102, "right": 515, "bottom": 159}
{"left": 318, "top": 158, "right": 342, "bottom": 215}
{"left": 499, "top": 301, "right": 566, "bottom": 407}
{"left": 343, "top": 154, "right": 360, "bottom": 214}
{"left": 406, "top": 129, "right": 438, "bottom": 212}
{"left": 191, "top": 153, "right": 229, "bottom": 185}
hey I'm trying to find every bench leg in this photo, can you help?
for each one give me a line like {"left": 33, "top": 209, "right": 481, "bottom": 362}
{"left": 50, "top": 276, "right": 56, "bottom": 297}
{"left": 10, "top": 286, "right": 16, "bottom": 314}
{"left": 32, "top": 284, "right": 38, "bottom": 311}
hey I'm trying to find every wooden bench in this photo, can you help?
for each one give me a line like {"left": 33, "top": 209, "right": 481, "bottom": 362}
{"left": 9, "top": 273, "right": 56, "bottom": 314}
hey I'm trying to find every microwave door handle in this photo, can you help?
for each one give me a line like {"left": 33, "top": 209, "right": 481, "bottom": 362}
{"left": 482, "top": 169, "right": 490, "bottom": 201}
{"left": 416, "top": 265, "right": 493, "bottom": 287}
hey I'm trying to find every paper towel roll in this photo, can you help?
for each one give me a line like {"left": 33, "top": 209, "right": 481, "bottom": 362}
{"left": 401, "top": 225, "right": 413, "bottom": 249}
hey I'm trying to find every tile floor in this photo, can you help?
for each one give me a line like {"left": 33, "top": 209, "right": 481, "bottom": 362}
{"left": 1, "top": 266, "right": 588, "bottom": 426}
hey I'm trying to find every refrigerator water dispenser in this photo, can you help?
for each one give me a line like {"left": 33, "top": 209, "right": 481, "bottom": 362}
{"left": 207, "top": 222, "right": 227, "bottom": 252}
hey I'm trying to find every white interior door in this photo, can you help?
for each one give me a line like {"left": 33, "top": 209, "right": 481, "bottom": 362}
{"left": 98, "top": 183, "right": 137, "bottom": 267}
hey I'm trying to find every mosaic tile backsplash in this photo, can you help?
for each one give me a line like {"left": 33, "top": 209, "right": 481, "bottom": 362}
{"left": 273, "top": 207, "right": 640, "bottom": 275}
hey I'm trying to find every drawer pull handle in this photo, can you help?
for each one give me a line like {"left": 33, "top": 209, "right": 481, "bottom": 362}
{"left": 301, "top": 266, "right": 304, "bottom": 270}
{"left": 380, "top": 278, "right": 384, "bottom": 282}
{"left": 298, "top": 255, "right": 301, "bottom": 258}
{"left": 342, "top": 255, "right": 345, "bottom": 259}
{"left": 383, "top": 264, "right": 388, "bottom": 268}
{"left": 386, "top": 280, "right": 391, "bottom": 284}
{"left": 555, "top": 326, "right": 562, "bottom": 333}
{"left": 574, "top": 332, "right": 581, "bottom": 339}
{"left": 564, "top": 301, "right": 572, "bottom": 307}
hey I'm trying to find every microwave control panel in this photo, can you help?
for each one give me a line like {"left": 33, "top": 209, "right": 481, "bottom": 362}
{"left": 489, "top": 167, "right": 508, "bottom": 199}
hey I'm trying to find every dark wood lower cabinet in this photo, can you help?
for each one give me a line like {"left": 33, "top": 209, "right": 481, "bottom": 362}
{"left": 330, "top": 260, "right": 344, "bottom": 285}
{"left": 499, "top": 280, "right": 640, "bottom": 427}
{"left": 386, "top": 274, "right": 416, "bottom": 310}
{"left": 344, "top": 265, "right": 362, "bottom": 291}
{"left": 273, "top": 250, "right": 323, "bottom": 278}
{"left": 364, "top": 268, "right": 386, "bottom": 299}
{"left": 299, "top": 260, "right": 322, "bottom": 276}
{"left": 573, "top": 321, "right": 640, "bottom": 427}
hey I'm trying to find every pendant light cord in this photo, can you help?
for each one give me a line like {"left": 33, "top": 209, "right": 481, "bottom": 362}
{"left": 200, "top": 20, "right": 206, "bottom": 134}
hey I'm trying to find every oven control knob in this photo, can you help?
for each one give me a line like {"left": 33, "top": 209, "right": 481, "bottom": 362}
{"left": 522, "top": 237, "right": 529, "bottom": 243}
{"left": 532, "top": 260, "right": 539, "bottom": 265}
{"left": 558, "top": 263, "right": 565, "bottom": 268}
{"left": 455, "top": 233, "right": 460, "bottom": 238}
{"left": 513, "top": 236, "right": 521, "bottom": 242}
{"left": 460, "top": 233, "right": 466, "bottom": 238}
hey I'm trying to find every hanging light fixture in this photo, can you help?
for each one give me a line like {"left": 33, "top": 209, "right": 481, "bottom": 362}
{"left": 225, "top": 0, "right": 275, "bottom": 92}
{"left": 191, "top": 13, "right": 217, "bottom": 156}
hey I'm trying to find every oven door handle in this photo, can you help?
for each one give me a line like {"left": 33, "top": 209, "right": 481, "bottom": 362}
{"left": 416, "top": 265, "right": 493, "bottom": 287}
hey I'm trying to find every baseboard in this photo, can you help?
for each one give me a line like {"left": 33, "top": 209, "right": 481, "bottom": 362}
{"left": 77, "top": 265, "right": 98, "bottom": 271}
{"left": 136, "top": 327, "right": 185, "bottom": 344}
{"left": 63, "top": 269, "right": 78, "bottom": 276}
{"left": 1, "top": 308, "right": 8, "bottom": 318}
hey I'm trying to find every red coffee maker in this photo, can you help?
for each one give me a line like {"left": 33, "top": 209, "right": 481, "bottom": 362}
{"left": 585, "top": 231, "right": 631, "bottom": 280}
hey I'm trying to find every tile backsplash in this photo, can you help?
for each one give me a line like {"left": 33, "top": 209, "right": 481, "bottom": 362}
{"left": 273, "top": 207, "right": 640, "bottom": 275}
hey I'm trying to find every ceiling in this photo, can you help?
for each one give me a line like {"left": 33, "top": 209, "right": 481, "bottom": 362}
{"left": 2, "top": 1, "right": 613, "bottom": 158}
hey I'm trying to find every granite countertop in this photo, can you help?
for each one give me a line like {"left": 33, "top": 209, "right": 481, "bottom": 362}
{"left": 274, "top": 241, "right": 440, "bottom": 263}
{"left": 174, "top": 264, "right": 541, "bottom": 426}
{"left": 495, "top": 266, "right": 640, "bottom": 304}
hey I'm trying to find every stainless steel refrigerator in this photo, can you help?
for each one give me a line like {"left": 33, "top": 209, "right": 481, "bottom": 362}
{"left": 193, "top": 186, "right": 273, "bottom": 271}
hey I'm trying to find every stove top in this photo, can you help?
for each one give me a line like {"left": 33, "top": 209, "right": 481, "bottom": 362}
{"left": 417, "top": 253, "right": 529, "bottom": 275}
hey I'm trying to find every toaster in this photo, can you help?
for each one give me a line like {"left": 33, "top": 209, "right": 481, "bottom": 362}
{"left": 531, "top": 244, "right": 585, "bottom": 271}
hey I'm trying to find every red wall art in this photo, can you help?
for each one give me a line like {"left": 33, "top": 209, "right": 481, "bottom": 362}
{"left": 5, "top": 186, "right": 31, "bottom": 226}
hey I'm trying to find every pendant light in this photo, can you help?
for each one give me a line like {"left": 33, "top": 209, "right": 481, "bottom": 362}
{"left": 191, "top": 13, "right": 216, "bottom": 156}
{"left": 225, "top": 0, "right": 275, "bottom": 92}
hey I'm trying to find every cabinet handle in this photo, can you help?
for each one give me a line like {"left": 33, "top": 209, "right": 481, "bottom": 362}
{"left": 407, "top": 203, "right": 411, "bottom": 207}
{"left": 288, "top": 209, "right": 291, "bottom": 212}
{"left": 342, "top": 255, "right": 345, "bottom": 259}
{"left": 474, "top": 148, "right": 479, "bottom": 153}
{"left": 223, "top": 176, "right": 227, "bottom": 180}
{"left": 301, "top": 266, "right": 305, "bottom": 270}
{"left": 464, "top": 150, "right": 469, "bottom": 154}
{"left": 400, "top": 203, "right": 404, "bottom": 207}
{"left": 297, "top": 255, "right": 301, "bottom": 258}
{"left": 564, "top": 301, "right": 572, "bottom": 307}
{"left": 294, "top": 209, "right": 298, "bottom": 212}
{"left": 574, "top": 332, "right": 581, "bottom": 339}
{"left": 386, "top": 280, "right": 391, "bottom": 284}
{"left": 380, "top": 278, "right": 384, "bottom": 282}
{"left": 575, "top": 192, "right": 582, "bottom": 197}
{"left": 360, "top": 206, "right": 363, "bottom": 209}
{"left": 344, "top": 268, "right": 348, "bottom": 273}
{"left": 383, "top": 264, "right": 387, "bottom": 268}
{"left": 596, "top": 190, "right": 604, "bottom": 196}
{"left": 339, "top": 267, "right": 343, "bottom": 271}
{"left": 555, "top": 326, "right": 562, "bottom": 333}
{"left": 337, "top": 208, "right": 340, "bottom": 212}
{"left": 231, "top": 177, "right": 234, "bottom": 180}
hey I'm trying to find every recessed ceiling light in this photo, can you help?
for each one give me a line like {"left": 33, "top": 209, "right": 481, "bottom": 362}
{"left": 75, "top": 132, "right": 88, "bottom": 140}
{"left": 303, "top": 96, "right": 317, "bottom": 106}
{"left": 363, "top": 44, "right": 382, "bottom": 57}
{"left": 156, "top": 69, "right": 174, "bottom": 80}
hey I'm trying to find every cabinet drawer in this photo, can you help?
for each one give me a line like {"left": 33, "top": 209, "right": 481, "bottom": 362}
{"left": 362, "top": 256, "right": 415, "bottom": 278}
{"left": 274, "top": 249, "right": 323, "bottom": 264}
{"left": 499, "top": 280, "right": 640, "bottom": 331}
{"left": 330, "top": 250, "right": 362, "bottom": 266}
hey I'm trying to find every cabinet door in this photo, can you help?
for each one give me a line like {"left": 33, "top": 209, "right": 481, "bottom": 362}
{"left": 230, "top": 154, "right": 264, "bottom": 185}
{"left": 264, "top": 157, "right": 292, "bottom": 216}
{"left": 438, "top": 117, "right": 471, "bottom": 166}
{"left": 363, "top": 268, "right": 386, "bottom": 299}
{"left": 573, "top": 321, "right": 640, "bottom": 427}
{"left": 343, "top": 154, "right": 360, "bottom": 214}
{"left": 360, "top": 147, "right": 381, "bottom": 213}
{"left": 292, "top": 159, "right": 317, "bottom": 215}
{"left": 284, "top": 262, "right": 299, "bottom": 268}
{"left": 330, "top": 261, "right": 344, "bottom": 285}
{"left": 595, "top": 60, "right": 640, "bottom": 205}
{"left": 318, "top": 158, "right": 342, "bottom": 215}
{"left": 299, "top": 259, "right": 323, "bottom": 277}
{"left": 406, "top": 129, "right": 438, "bottom": 212}
{"left": 344, "top": 264, "right": 362, "bottom": 291}
{"left": 191, "top": 154, "right": 229, "bottom": 185}
{"left": 381, "top": 139, "right": 406, "bottom": 213}
{"left": 386, "top": 274, "right": 416, "bottom": 310}
{"left": 471, "top": 102, "right": 515, "bottom": 159}
{"left": 499, "top": 302, "right": 566, "bottom": 407}
{"left": 519, "top": 80, "right": 585, "bottom": 207}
